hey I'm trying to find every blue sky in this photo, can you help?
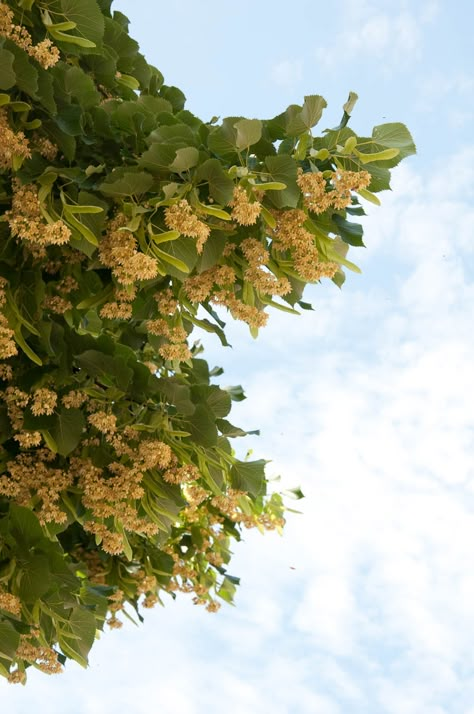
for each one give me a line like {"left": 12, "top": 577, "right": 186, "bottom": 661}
{"left": 2, "top": 1, "right": 474, "bottom": 712}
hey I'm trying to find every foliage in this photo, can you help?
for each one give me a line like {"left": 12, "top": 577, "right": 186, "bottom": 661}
{"left": 0, "top": 0, "right": 414, "bottom": 683}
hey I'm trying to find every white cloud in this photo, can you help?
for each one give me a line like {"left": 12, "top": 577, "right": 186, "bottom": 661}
{"left": 313, "top": 1, "right": 436, "bottom": 72}
{"left": 271, "top": 59, "right": 303, "bottom": 87}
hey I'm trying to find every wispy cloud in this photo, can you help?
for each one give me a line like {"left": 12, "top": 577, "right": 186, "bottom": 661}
{"left": 313, "top": 1, "right": 437, "bottom": 72}
{"left": 271, "top": 59, "right": 304, "bottom": 87}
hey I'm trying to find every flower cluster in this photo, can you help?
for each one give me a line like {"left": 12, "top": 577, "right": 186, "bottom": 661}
{"left": 0, "top": 589, "right": 21, "bottom": 616}
{"left": 154, "top": 287, "right": 178, "bottom": 315}
{"left": 33, "top": 135, "right": 58, "bottom": 161}
{"left": 241, "top": 238, "right": 291, "bottom": 296}
{"left": 183, "top": 265, "right": 236, "bottom": 303}
{"left": 164, "top": 200, "right": 210, "bottom": 253}
{"left": 0, "top": 3, "right": 60, "bottom": 69}
{"left": 31, "top": 388, "right": 57, "bottom": 416}
{"left": 211, "top": 289, "right": 269, "bottom": 328}
{"left": 65, "top": 434, "right": 178, "bottom": 554}
{"left": 0, "top": 109, "right": 31, "bottom": 170}
{"left": 99, "top": 214, "right": 158, "bottom": 285}
{"left": 7, "top": 180, "right": 71, "bottom": 248}
{"left": 271, "top": 209, "right": 338, "bottom": 282}
{"left": 0, "top": 450, "right": 73, "bottom": 524}
{"left": 146, "top": 317, "right": 191, "bottom": 361}
{"left": 228, "top": 186, "right": 262, "bottom": 225}
{"left": 0, "top": 277, "right": 17, "bottom": 360}
{"left": 184, "top": 261, "right": 268, "bottom": 327}
{"left": 297, "top": 168, "right": 371, "bottom": 213}
{"left": 15, "top": 634, "right": 62, "bottom": 675}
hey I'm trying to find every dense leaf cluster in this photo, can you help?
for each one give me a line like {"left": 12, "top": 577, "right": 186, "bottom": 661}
{"left": 0, "top": 0, "right": 414, "bottom": 683}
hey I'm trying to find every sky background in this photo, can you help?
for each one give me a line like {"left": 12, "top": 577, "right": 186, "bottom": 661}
{"left": 3, "top": 0, "right": 474, "bottom": 712}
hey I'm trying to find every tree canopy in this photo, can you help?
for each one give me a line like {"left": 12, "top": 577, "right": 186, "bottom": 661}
{"left": 0, "top": 0, "right": 415, "bottom": 683}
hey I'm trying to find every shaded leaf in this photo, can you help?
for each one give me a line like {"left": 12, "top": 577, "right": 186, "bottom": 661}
{"left": 230, "top": 460, "right": 267, "bottom": 497}
{"left": 100, "top": 170, "right": 153, "bottom": 196}
{"left": 50, "top": 408, "right": 85, "bottom": 456}
{"left": 0, "top": 50, "right": 15, "bottom": 90}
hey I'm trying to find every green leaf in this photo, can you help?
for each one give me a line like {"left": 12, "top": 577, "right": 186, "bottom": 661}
{"left": 0, "top": 623, "right": 20, "bottom": 661}
{"left": 138, "top": 143, "right": 178, "bottom": 173}
{"left": 372, "top": 122, "right": 416, "bottom": 156}
{"left": 343, "top": 91, "right": 358, "bottom": 115}
{"left": 149, "top": 229, "right": 181, "bottom": 244}
{"left": 153, "top": 246, "right": 190, "bottom": 274}
{"left": 230, "top": 460, "right": 267, "bottom": 497}
{"left": 234, "top": 118, "right": 262, "bottom": 150}
{"left": 260, "top": 205, "right": 277, "bottom": 229}
{"left": 357, "top": 187, "right": 381, "bottom": 206}
{"left": 191, "top": 200, "right": 229, "bottom": 222}
{"left": 63, "top": 66, "right": 101, "bottom": 109}
{"left": 287, "top": 95, "right": 327, "bottom": 136}
{"left": 62, "top": 204, "right": 103, "bottom": 215}
{"left": 44, "top": 20, "right": 78, "bottom": 32}
{"left": 207, "top": 117, "right": 240, "bottom": 160}
{"left": 116, "top": 73, "right": 140, "bottom": 91}
{"left": 58, "top": 607, "right": 97, "bottom": 668}
{"left": 300, "top": 95, "right": 327, "bottom": 129}
{"left": 8, "top": 505, "right": 44, "bottom": 546}
{"left": 49, "top": 28, "right": 96, "bottom": 47}
{"left": 18, "top": 555, "right": 51, "bottom": 602}
{"left": 100, "top": 170, "right": 153, "bottom": 197}
{"left": 0, "top": 50, "right": 15, "bottom": 90}
{"left": 206, "top": 387, "right": 231, "bottom": 418}
{"left": 217, "top": 575, "right": 237, "bottom": 604}
{"left": 332, "top": 214, "right": 364, "bottom": 246}
{"left": 186, "top": 404, "right": 218, "bottom": 447}
{"left": 251, "top": 181, "right": 287, "bottom": 191}
{"left": 216, "top": 418, "right": 258, "bottom": 438}
{"left": 49, "top": 408, "right": 85, "bottom": 456}
{"left": 3, "top": 41, "right": 38, "bottom": 97}
{"left": 56, "top": 103, "right": 83, "bottom": 135}
{"left": 226, "top": 385, "right": 246, "bottom": 402}
{"left": 14, "top": 327, "right": 43, "bottom": 365}
{"left": 355, "top": 147, "right": 400, "bottom": 164}
{"left": 196, "top": 158, "right": 234, "bottom": 205}
{"left": 153, "top": 236, "right": 198, "bottom": 278}
{"left": 60, "top": 0, "right": 105, "bottom": 44}
{"left": 169, "top": 147, "right": 199, "bottom": 172}
{"left": 265, "top": 155, "right": 299, "bottom": 208}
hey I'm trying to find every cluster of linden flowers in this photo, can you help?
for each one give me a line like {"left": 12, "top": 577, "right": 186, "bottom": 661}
{"left": 228, "top": 186, "right": 262, "bottom": 225}
{"left": 0, "top": 109, "right": 31, "bottom": 170}
{"left": 8, "top": 631, "right": 62, "bottom": 682}
{"left": 164, "top": 199, "right": 210, "bottom": 253}
{"left": 183, "top": 263, "right": 269, "bottom": 328}
{"left": 100, "top": 286, "right": 137, "bottom": 321}
{"left": 42, "top": 275, "right": 79, "bottom": 315}
{"left": 240, "top": 237, "right": 291, "bottom": 296}
{"left": 0, "top": 448, "right": 73, "bottom": 524}
{"left": 99, "top": 214, "right": 159, "bottom": 289}
{"left": 0, "top": 383, "right": 52, "bottom": 450}
{"left": 6, "top": 180, "right": 71, "bottom": 252}
{"left": 296, "top": 168, "right": 371, "bottom": 213}
{"left": 105, "top": 573, "right": 160, "bottom": 629}
{"left": 0, "top": 277, "right": 17, "bottom": 360}
{"left": 0, "top": 3, "right": 60, "bottom": 69}
{"left": 66, "top": 407, "right": 202, "bottom": 554}
{"left": 32, "top": 134, "right": 58, "bottom": 162}
{"left": 270, "top": 208, "right": 339, "bottom": 282}
{"left": 146, "top": 315, "right": 191, "bottom": 362}
{"left": 0, "top": 588, "right": 21, "bottom": 616}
